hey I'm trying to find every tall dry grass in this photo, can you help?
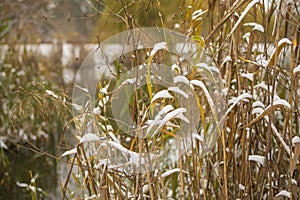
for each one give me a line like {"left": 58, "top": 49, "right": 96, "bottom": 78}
{"left": 3, "top": 0, "right": 298, "bottom": 199}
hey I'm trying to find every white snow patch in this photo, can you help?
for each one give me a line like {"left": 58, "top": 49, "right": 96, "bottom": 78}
{"left": 192, "top": 9, "right": 207, "bottom": 21}
{"left": 221, "top": 56, "right": 232, "bottom": 66}
{"left": 190, "top": 80, "right": 216, "bottom": 115}
{"left": 162, "top": 168, "right": 189, "bottom": 178}
{"left": 0, "top": 139, "right": 7, "bottom": 150}
{"left": 244, "top": 22, "right": 264, "bottom": 32}
{"left": 150, "top": 42, "right": 168, "bottom": 56}
{"left": 252, "top": 24, "right": 264, "bottom": 32}
{"left": 252, "top": 107, "right": 264, "bottom": 115}
{"left": 168, "top": 86, "right": 189, "bottom": 99}
{"left": 192, "top": 133, "right": 204, "bottom": 142}
{"left": 175, "top": 112, "right": 190, "bottom": 124}
{"left": 293, "top": 64, "right": 300, "bottom": 74}
{"left": 252, "top": 101, "right": 265, "bottom": 108}
{"left": 254, "top": 82, "right": 272, "bottom": 91}
{"left": 229, "top": 0, "right": 260, "bottom": 37}
{"left": 146, "top": 105, "right": 174, "bottom": 134}
{"left": 248, "top": 155, "right": 266, "bottom": 166}
{"left": 278, "top": 38, "right": 292, "bottom": 46}
{"left": 152, "top": 108, "right": 188, "bottom": 136}
{"left": 174, "top": 23, "right": 180, "bottom": 29}
{"left": 61, "top": 148, "right": 77, "bottom": 158}
{"left": 108, "top": 131, "right": 119, "bottom": 143}
{"left": 243, "top": 32, "right": 251, "bottom": 43}
{"left": 171, "top": 64, "right": 180, "bottom": 72}
{"left": 273, "top": 99, "right": 290, "bottom": 109}
{"left": 80, "top": 133, "right": 101, "bottom": 143}
{"left": 275, "top": 190, "right": 290, "bottom": 198}
{"left": 124, "top": 78, "right": 136, "bottom": 84}
{"left": 151, "top": 90, "right": 173, "bottom": 103}
{"left": 255, "top": 54, "right": 269, "bottom": 67}
{"left": 174, "top": 75, "right": 189, "bottom": 85}
{"left": 264, "top": 116, "right": 291, "bottom": 156}
{"left": 196, "top": 63, "right": 220, "bottom": 73}
{"left": 228, "top": 93, "right": 252, "bottom": 105}
{"left": 292, "top": 136, "right": 300, "bottom": 145}
{"left": 239, "top": 184, "right": 245, "bottom": 191}
{"left": 241, "top": 73, "right": 254, "bottom": 81}
{"left": 270, "top": 38, "right": 292, "bottom": 59}
{"left": 93, "top": 107, "right": 100, "bottom": 115}
{"left": 45, "top": 90, "right": 59, "bottom": 99}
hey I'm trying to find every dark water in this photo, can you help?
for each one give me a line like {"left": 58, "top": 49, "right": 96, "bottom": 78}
{"left": 0, "top": 140, "right": 58, "bottom": 200}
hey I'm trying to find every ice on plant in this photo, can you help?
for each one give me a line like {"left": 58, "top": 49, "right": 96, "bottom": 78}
{"left": 151, "top": 90, "right": 174, "bottom": 103}
{"left": 248, "top": 155, "right": 266, "bottom": 166}
{"left": 150, "top": 42, "right": 168, "bottom": 56}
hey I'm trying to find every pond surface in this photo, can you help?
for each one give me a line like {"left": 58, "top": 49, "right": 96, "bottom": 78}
{"left": 1, "top": 138, "right": 60, "bottom": 199}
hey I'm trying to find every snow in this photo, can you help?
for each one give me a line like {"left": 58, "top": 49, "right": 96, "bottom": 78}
{"left": 253, "top": 99, "right": 291, "bottom": 121}
{"left": 174, "top": 75, "right": 189, "bottom": 85}
{"left": 228, "top": 93, "right": 252, "bottom": 105}
{"left": 171, "top": 64, "right": 180, "bottom": 72}
{"left": 150, "top": 42, "right": 168, "bottom": 56}
{"left": 244, "top": 22, "right": 264, "bottom": 32}
{"left": 241, "top": 73, "right": 254, "bottom": 81}
{"left": 107, "top": 140, "right": 132, "bottom": 155}
{"left": 75, "top": 84, "right": 89, "bottom": 94}
{"left": 254, "top": 82, "right": 272, "bottom": 92}
{"left": 196, "top": 63, "right": 220, "bottom": 73}
{"left": 174, "top": 23, "right": 180, "bottom": 29}
{"left": 273, "top": 99, "right": 291, "bottom": 109}
{"left": 151, "top": 90, "right": 173, "bottom": 103}
{"left": 270, "top": 38, "right": 292, "bottom": 59}
{"left": 190, "top": 80, "right": 216, "bottom": 115}
{"left": 16, "top": 181, "right": 29, "bottom": 188}
{"left": 292, "top": 136, "right": 300, "bottom": 145}
{"left": 161, "top": 105, "right": 175, "bottom": 114}
{"left": 61, "top": 148, "right": 77, "bottom": 157}
{"left": 152, "top": 108, "right": 188, "bottom": 136}
{"left": 255, "top": 54, "right": 269, "bottom": 67}
{"left": 146, "top": 119, "right": 160, "bottom": 126}
{"left": 162, "top": 108, "right": 187, "bottom": 124}
{"left": 293, "top": 64, "right": 300, "bottom": 74}
{"left": 192, "top": 133, "right": 204, "bottom": 142}
{"left": 243, "top": 32, "right": 251, "bottom": 43}
{"left": 93, "top": 107, "right": 100, "bottom": 115}
{"left": 252, "top": 107, "right": 264, "bottom": 115}
{"left": 253, "top": 24, "right": 264, "bottom": 32}
{"left": 278, "top": 38, "right": 292, "bottom": 46}
{"left": 292, "top": 179, "right": 297, "bottom": 185}
{"left": 192, "top": 9, "right": 207, "bottom": 21}
{"left": 165, "top": 121, "right": 180, "bottom": 128}
{"left": 168, "top": 86, "right": 189, "bottom": 99}
{"left": 252, "top": 101, "right": 265, "bottom": 108}
{"left": 248, "top": 155, "right": 266, "bottom": 166}
{"left": 108, "top": 131, "right": 120, "bottom": 143}
{"left": 146, "top": 105, "right": 174, "bottom": 134}
{"left": 147, "top": 119, "right": 179, "bottom": 127}
{"left": 264, "top": 116, "right": 291, "bottom": 156}
{"left": 221, "top": 56, "right": 232, "bottom": 66}
{"left": 239, "top": 184, "right": 245, "bottom": 191}
{"left": 123, "top": 78, "right": 136, "bottom": 84}
{"left": 80, "top": 133, "right": 101, "bottom": 143}
{"left": 0, "top": 139, "right": 7, "bottom": 150}
{"left": 275, "top": 190, "right": 290, "bottom": 198}
{"left": 45, "top": 90, "right": 58, "bottom": 99}
{"left": 229, "top": 0, "right": 260, "bottom": 37}
{"left": 161, "top": 168, "right": 189, "bottom": 178}
{"left": 175, "top": 112, "right": 190, "bottom": 123}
